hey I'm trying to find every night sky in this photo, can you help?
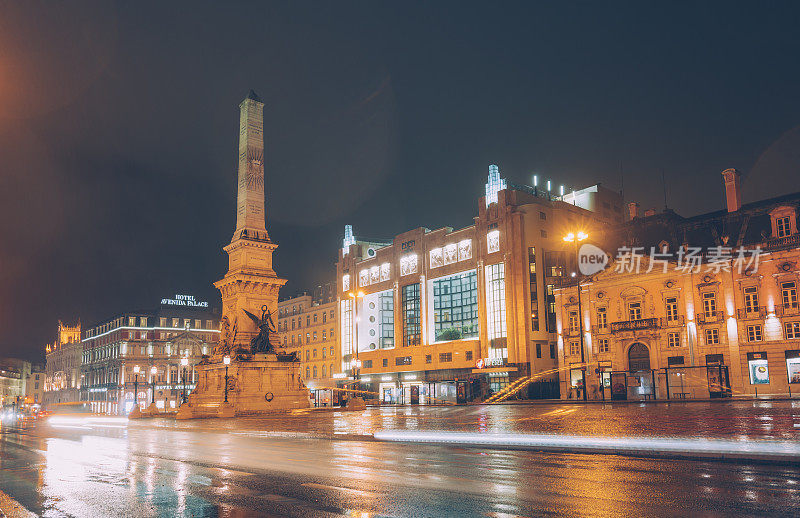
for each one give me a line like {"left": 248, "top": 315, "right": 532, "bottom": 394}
{"left": 2, "top": 1, "right": 800, "bottom": 362}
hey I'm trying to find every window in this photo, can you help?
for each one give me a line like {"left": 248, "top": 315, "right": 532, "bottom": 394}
{"left": 395, "top": 356, "right": 412, "bottom": 366}
{"left": 312, "top": 366, "right": 317, "bottom": 378}
{"left": 425, "top": 354, "right": 432, "bottom": 364}
{"left": 528, "top": 246, "right": 539, "bottom": 332}
{"left": 598, "top": 338, "right": 609, "bottom": 353}
{"left": 432, "top": 270, "right": 479, "bottom": 341}
{"left": 596, "top": 307, "right": 608, "bottom": 329}
{"left": 159, "top": 317, "right": 167, "bottom": 327}
{"left": 342, "top": 274, "right": 350, "bottom": 292}
{"left": 313, "top": 314, "right": 318, "bottom": 323}
{"left": 785, "top": 321, "right": 800, "bottom": 339}
{"left": 313, "top": 331, "right": 318, "bottom": 341}
{"left": 776, "top": 216, "right": 791, "bottom": 238}
{"left": 129, "top": 317, "right": 136, "bottom": 327}
{"left": 321, "top": 347, "right": 326, "bottom": 359}
{"left": 305, "top": 367, "right": 310, "bottom": 378}
{"left": 465, "top": 350, "right": 473, "bottom": 361}
{"left": 705, "top": 328, "right": 720, "bottom": 345}
{"left": 485, "top": 263, "right": 507, "bottom": 340}
{"left": 568, "top": 311, "right": 579, "bottom": 333}
{"left": 362, "top": 359, "right": 373, "bottom": 368}
{"left": 341, "top": 299, "right": 353, "bottom": 355}
{"left": 744, "top": 287, "right": 760, "bottom": 314}
{"left": 402, "top": 283, "right": 421, "bottom": 346}
{"left": 330, "top": 346, "right": 334, "bottom": 355}
{"left": 539, "top": 211, "right": 546, "bottom": 220}
{"left": 322, "top": 312, "right": 327, "bottom": 324}
{"left": 667, "top": 332, "right": 681, "bottom": 348}
{"left": 569, "top": 341, "right": 580, "bottom": 356}
{"left": 702, "top": 292, "right": 717, "bottom": 317}
{"left": 322, "top": 330, "right": 327, "bottom": 340}
{"left": 667, "top": 356, "right": 685, "bottom": 366}
{"left": 746, "top": 324, "right": 763, "bottom": 342}
{"left": 305, "top": 350, "right": 310, "bottom": 361}
{"left": 382, "top": 358, "right": 388, "bottom": 367}
{"left": 206, "top": 320, "right": 213, "bottom": 329}
{"left": 665, "top": 297, "right": 678, "bottom": 322}
{"left": 535, "top": 343, "right": 542, "bottom": 358}
{"left": 782, "top": 282, "right": 798, "bottom": 309}
{"left": 439, "top": 352, "right": 453, "bottom": 362}
{"left": 380, "top": 290, "right": 394, "bottom": 348}
{"left": 540, "top": 230, "right": 547, "bottom": 238}
{"left": 322, "top": 365, "right": 326, "bottom": 377}
{"left": 628, "top": 301, "right": 642, "bottom": 321}
{"left": 550, "top": 343, "right": 556, "bottom": 358}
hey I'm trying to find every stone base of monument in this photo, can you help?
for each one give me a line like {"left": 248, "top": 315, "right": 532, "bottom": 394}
{"left": 146, "top": 402, "right": 159, "bottom": 416}
{"left": 175, "top": 353, "right": 309, "bottom": 419}
{"left": 128, "top": 406, "right": 144, "bottom": 419}
{"left": 345, "top": 397, "right": 367, "bottom": 411}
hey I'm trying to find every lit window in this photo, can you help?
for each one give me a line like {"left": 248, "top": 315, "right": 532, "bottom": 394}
{"left": 159, "top": 317, "right": 167, "bottom": 327}
{"left": 705, "top": 328, "right": 720, "bottom": 345}
{"left": 432, "top": 270, "right": 478, "bottom": 341}
{"left": 665, "top": 297, "right": 678, "bottom": 322}
{"left": 402, "top": 283, "right": 421, "bottom": 346}
{"left": 458, "top": 239, "right": 473, "bottom": 261}
{"left": 568, "top": 311, "right": 579, "bottom": 333}
{"left": 485, "top": 263, "right": 507, "bottom": 341}
{"left": 746, "top": 324, "right": 763, "bottom": 342}
{"left": 596, "top": 307, "right": 608, "bottom": 329}
{"left": 667, "top": 332, "right": 681, "bottom": 348}
{"left": 785, "top": 321, "right": 800, "bottom": 339}
{"left": 702, "top": 292, "right": 717, "bottom": 317}
{"left": 628, "top": 302, "right": 642, "bottom": 321}
{"left": 484, "top": 164, "right": 506, "bottom": 206}
{"left": 776, "top": 216, "right": 791, "bottom": 238}
{"left": 429, "top": 248, "right": 443, "bottom": 269}
{"left": 487, "top": 230, "right": 500, "bottom": 254}
{"left": 443, "top": 243, "right": 457, "bottom": 265}
{"left": 782, "top": 282, "right": 798, "bottom": 309}
{"left": 400, "top": 254, "right": 418, "bottom": 276}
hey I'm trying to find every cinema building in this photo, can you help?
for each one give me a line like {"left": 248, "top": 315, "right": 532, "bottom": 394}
{"left": 554, "top": 169, "right": 800, "bottom": 400}
{"left": 80, "top": 295, "right": 220, "bottom": 415}
{"left": 276, "top": 285, "right": 340, "bottom": 406}
{"left": 336, "top": 165, "right": 623, "bottom": 403}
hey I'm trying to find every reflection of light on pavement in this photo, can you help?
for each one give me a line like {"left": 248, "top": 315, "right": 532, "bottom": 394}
{"left": 48, "top": 416, "right": 128, "bottom": 429}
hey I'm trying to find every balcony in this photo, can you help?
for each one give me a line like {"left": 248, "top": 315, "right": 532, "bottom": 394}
{"left": 591, "top": 325, "right": 611, "bottom": 335}
{"left": 610, "top": 317, "right": 660, "bottom": 333}
{"left": 696, "top": 311, "right": 724, "bottom": 325}
{"left": 777, "top": 304, "right": 800, "bottom": 317}
{"left": 762, "top": 233, "right": 800, "bottom": 252}
{"left": 662, "top": 315, "right": 686, "bottom": 327}
{"left": 736, "top": 307, "right": 766, "bottom": 320}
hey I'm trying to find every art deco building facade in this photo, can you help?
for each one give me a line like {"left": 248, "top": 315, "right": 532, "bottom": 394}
{"left": 276, "top": 285, "right": 339, "bottom": 406}
{"left": 79, "top": 296, "right": 219, "bottom": 414}
{"left": 44, "top": 321, "right": 82, "bottom": 407}
{"left": 336, "top": 166, "right": 623, "bottom": 403}
{"left": 554, "top": 169, "right": 800, "bottom": 399}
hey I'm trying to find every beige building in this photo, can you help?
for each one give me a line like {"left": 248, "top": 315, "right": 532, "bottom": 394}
{"left": 336, "top": 165, "right": 622, "bottom": 403}
{"left": 554, "top": 169, "right": 800, "bottom": 399}
{"left": 277, "top": 286, "right": 338, "bottom": 406}
{"left": 44, "top": 320, "right": 83, "bottom": 408}
{"left": 25, "top": 369, "right": 45, "bottom": 407}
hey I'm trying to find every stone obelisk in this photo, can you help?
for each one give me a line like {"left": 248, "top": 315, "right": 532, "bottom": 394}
{"left": 215, "top": 90, "right": 286, "bottom": 335}
{"left": 176, "top": 91, "right": 308, "bottom": 419}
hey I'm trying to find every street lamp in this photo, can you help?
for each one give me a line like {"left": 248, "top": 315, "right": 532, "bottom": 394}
{"left": 223, "top": 356, "right": 231, "bottom": 403}
{"left": 347, "top": 291, "right": 365, "bottom": 392}
{"left": 563, "top": 230, "right": 589, "bottom": 401}
{"left": 180, "top": 357, "right": 189, "bottom": 404}
{"left": 133, "top": 365, "right": 140, "bottom": 408}
{"left": 150, "top": 366, "right": 157, "bottom": 405}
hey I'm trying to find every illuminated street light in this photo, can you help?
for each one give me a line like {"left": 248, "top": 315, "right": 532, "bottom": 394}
{"left": 133, "top": 365, "right": 140, "bottom": 408}
{"left": 563, "top": 230, "right": 589, "bottom": 401}
{"left": 150, "top": 365, "right": 157, "bottom": 405}
{"left": 181, "top": 357, "right": 189, "bottom": 404}
{"left": 223, "top": 355, "right": 231, "bottom": 403}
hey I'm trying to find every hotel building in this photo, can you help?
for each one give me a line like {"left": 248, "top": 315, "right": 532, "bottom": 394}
{"left": 554, "top": 169, "right": 800, "bottom": 399}
{"left": 337, "top": 165, "right": 623, "bottom": 404}
{"left": 276, "top": 284, "right": 339, "bottom": 406}
{"left": 80, "top": 295, "right": 220, "bottom": 414}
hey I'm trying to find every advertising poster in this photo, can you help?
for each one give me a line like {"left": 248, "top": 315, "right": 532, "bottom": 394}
{"left": 786, "top": 355, "right": 800, "bottom": 384}
{"left": 748, "top": 359, "right": 770, "bottom": 385}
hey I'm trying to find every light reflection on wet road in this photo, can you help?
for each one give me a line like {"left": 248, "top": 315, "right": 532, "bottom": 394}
{"left": 1, "top": 402, "right": 799, "bottom": 516}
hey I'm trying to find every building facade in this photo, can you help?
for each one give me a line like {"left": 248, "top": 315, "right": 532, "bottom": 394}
{"left": 44, "top": 320, "right": 83, "bottom": 408}
{"left": 336, "top": 165, "right": 622, "bottom": 404}
{"left": 277, "top": 286, "right": 339, "bottom": 406}
{"left": 80, "top": 295, "right": 220, "bottom": 414}
{"left": 25, "top": 367, "right": 45, "bottom": 408}
{"left": 554, "top": 169, "right": 800, "bottom": 399}
{"left": 0, "top": 357, "right": 31, "bottom": 409}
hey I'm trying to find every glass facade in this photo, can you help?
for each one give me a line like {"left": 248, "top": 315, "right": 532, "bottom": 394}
{"left": 432, "top": 270, "right": 478, "bottom": 341}
{"left": 379, "top": 290, "right": 394, "bottom": 348}
{"left": 402, "top": 283, "right": 421, "bottom": 346}
{"left": 485, "top": 263, "right": 507, "bottom": 341}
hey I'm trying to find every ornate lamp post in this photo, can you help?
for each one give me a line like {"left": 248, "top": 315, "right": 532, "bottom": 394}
{"left": 563, "top": 231, "right": 589, "bottom": 401}
{"left": 150, "top": 366, "right": 157, "bottom": 405}
{"left": 133, "top": 365, "right": 140, "bottom": 408}
{"left": 181, "top": 357, "right": 189, "bottom": 404}
{"left": 223, "top": 356, "right": 231, "bottom": 403}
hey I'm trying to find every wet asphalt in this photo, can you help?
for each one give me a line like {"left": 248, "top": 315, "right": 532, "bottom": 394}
{"left": 1, "top": 401, "right": 799, "bottom": 517}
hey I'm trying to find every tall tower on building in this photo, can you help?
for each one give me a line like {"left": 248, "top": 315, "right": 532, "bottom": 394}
{"left": 214, "top": 91, "right": 286, "bottom": 353}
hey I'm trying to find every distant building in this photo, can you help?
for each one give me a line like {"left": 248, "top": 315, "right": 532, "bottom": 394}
{"left": 0, "top": 357, "right": 31, "bottom": 409}
{"left": 44, "top": 320, "right": 83, "bottom": 408}
{"left": 25, "top": 366, "right": 45, "bottom": 407}
{"left": 277, "top": 287, "right": 338, "bottom": 406}
{"left": 336, "top": 165, "right": 621, "bottom": 404}
{"left": 553, "top": 169, "right": 800, "bottom": 399}
{"left": 80, "top": 295, "right": 220, "bottom": 415}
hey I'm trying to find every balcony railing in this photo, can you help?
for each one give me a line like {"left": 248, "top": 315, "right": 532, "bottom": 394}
{"left": 696, "top": 311, "right": 724, "bottom": 324}
{"left": 762, "top": 233, "right": 800, "bottom": 252}
{"left": 777, "top": 303, "right": 800, "bottom": 316}
{"left": 736, "top": 306, "right": 766, "bottom": 320}
{"left": 611, "top": 317, "right": 660, "bottom": 333}
{"left": 662, "top": 315, "right": 686, "bottom": 327}
{"left": 591, "top": 325, "right": 611, "bottom": 335}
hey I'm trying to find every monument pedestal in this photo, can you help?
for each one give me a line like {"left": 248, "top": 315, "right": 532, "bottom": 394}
{"left": 129, "top": 406, "right": 144, "bottom": 419}
{"left": 175, "top": 354, "right": 309, "bottom": 419}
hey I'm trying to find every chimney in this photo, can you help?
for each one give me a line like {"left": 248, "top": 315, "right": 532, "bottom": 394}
{"left": 721, "top": 168, "right": 741, "bottom": 212}
{"left": 644, "top": 208, "right": 656, "bottom": 217}
{"left": 628, "top": 202, "right": 640, "bottom": 220}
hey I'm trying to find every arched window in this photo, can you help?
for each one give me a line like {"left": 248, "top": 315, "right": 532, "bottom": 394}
{"left": 313, "top": 366, "right": 317, "bottom": 378}
{"left": 322, "top": 365, "right": 326, "bottom": 377}
{"left": 305, "top": 367, "right": 310, "bottom": 378}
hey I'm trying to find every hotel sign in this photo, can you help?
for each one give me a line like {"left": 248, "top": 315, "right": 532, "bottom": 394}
{"left": 610, "top": 318, "right": 659, "bottom": 332}
{"left": 161, "top": 294, "right": 209, "bottom": 308}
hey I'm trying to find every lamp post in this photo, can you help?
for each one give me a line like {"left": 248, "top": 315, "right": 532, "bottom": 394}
{"left": 223, "top": 356, "right": 231, "bottom": 403}
{"left": 181, "top": 357, "right": 189, "bottom": 404}
{"left": 347, "top": 291, "right": 365, "bottom": 393}
{"left": 133, "top": 365, "right": 140, "bottom": 408}
{"left": 150, "top": 366, "right": 157, "bottom": 405}
{"left": 563, "top": 231, "right": 589, "bottom": 401}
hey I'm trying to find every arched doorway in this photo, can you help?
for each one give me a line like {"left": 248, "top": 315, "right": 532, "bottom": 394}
{"left": 628, "top": 342, "right": 651, "bottom": 372}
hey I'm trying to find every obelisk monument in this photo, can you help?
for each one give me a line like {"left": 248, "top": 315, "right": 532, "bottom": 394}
{"left": 176, "top": 91, "right": 308, "bottom": 418}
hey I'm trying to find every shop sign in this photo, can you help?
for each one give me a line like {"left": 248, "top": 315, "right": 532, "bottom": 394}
{"left": 160, "top": 294, "right": 209, "bottom": 308}
{"left": 475, "top": 357, "right": 505, "bottom": 369}
{"left": 747, "top": 352, "right": 770, "bottom": 385}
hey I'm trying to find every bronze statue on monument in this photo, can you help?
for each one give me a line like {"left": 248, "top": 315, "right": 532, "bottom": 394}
{"left": 243, "top": 305, "right": 276, "bottom": 354}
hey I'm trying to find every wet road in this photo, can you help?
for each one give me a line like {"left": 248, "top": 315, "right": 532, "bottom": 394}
{"left": 1, "top": 402, "right": 800, "bottom": 517}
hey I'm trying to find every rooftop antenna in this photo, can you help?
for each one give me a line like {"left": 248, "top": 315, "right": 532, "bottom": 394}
{"left": 619, "top": 161, "right": 625, "bottom": 199}
{"left": 661, "top": 168, "right": 668, "bottom": 210}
